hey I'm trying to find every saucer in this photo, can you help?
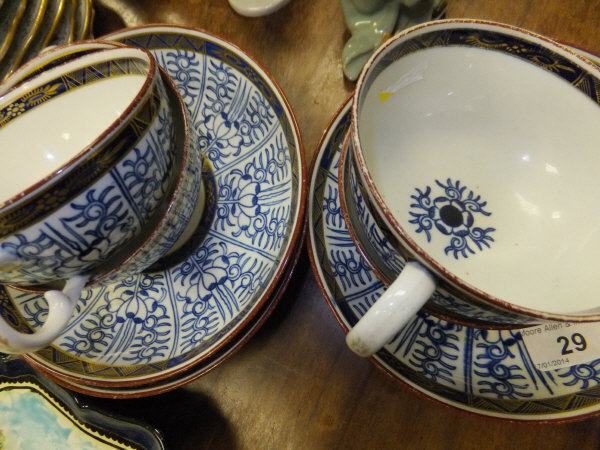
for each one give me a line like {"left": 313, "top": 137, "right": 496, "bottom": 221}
{"left": 28, "top": 224, "right": 304, "bottom": 398}
{"left": 307, "top": 98, "right": 600, "bottom": 422}
{"left": 0, "top": 356, "right": 164, "bottom": 448}
{"left": 7, "top": 24, "right": 305, "bottom": 387}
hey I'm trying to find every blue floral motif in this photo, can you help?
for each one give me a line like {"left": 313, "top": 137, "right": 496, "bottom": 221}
{"left": 0, "top": 89, "right": 174, "bottom": 285}
{"left": 172, "top": 237, "right": 269, "bottom": 351}
{"left": 404, "top": 315, "right": 460, "bottom": 385}
{"left": 62, "top": 274, "right": 172, "bottom": 364}
{"left": 310, "top": 66, "right": 600, "bottom": 421}
{"left": 193, "top": 60, "right": 277, "bottom": 170}
{"left": 348, "top": 157, "right": 404, "bottom": 276}
{"left": 330, "top": 249, "right": 373, "bottom": 291}
{"left": 324, "top": 185, "right": 343, "bottom": 229}
{"left": 158, "top": 49, "right": 203, "bottom": 108}
{"left": 409, "top": 178, "right": 495, "bottom": 259}
{"left": 558, "top": 360, "right": 600, "bottom": 389}
{"left": 215, "top": 142, "right": 290, "bottom": 251}
{"left": 1, "top": 186, "right": 136, "bottom": 281}
{"left": 195, "top": 61, "right": 243, "bottom": 167}
{"left": 472, "top": 331, "right": 532, "bottom": 399}
{"left": 0, "top": 29, "right": 302, "bottom": 380}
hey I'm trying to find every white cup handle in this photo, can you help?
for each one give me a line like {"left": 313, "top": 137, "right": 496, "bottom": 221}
{"left": 0, "top": 275, "right": 88, "bottom": 354}
{"left": 346, "top": 261, "right": 437, "bottom": 357}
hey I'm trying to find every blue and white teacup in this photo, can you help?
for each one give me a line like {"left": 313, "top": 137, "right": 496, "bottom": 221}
{"left": 0, "top": 44, "right": 203, "bottom": 352}
{"left": 344, "top": 19, "right": 600, "bottom": 357}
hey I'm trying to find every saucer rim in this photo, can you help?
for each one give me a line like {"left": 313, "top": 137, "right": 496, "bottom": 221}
{"left": 30, "top": 224, "right": 305, "bottom": 398}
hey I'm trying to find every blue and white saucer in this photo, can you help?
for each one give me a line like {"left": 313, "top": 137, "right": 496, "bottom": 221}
{"left": 308, "top": 98, "right": 600, "bottom": 422}
{"left": 30, "top": 226, "right": 304, "bottom": 398}
{"left": 5, "top": 25, "right": 305, "bottom": 387}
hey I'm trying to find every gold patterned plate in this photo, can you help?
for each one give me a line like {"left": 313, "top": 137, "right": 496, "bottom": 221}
{"left": 73, "top": 0, "right": 94, "bottom": 41}
{"left": 0, "top": 0, "right": 48, "bottom": 81}
{"left": 0, "top": 1, "right": 27, "bottom": 63}
{"left": 19, "top": 0, "right": 69, "bottom": 68}
{"left": 47, "top": 0, "right": 78, "bottom": 48}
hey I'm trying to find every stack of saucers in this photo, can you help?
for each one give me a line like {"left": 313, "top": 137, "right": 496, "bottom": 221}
{"left": 308, "top": 19, "right": 600, "bottom": 422}
{"left": 0, "top": 0, "right": 95, "bottom": 81}
{"left": 0, "top": 25, "right": 305, "bottom": 398}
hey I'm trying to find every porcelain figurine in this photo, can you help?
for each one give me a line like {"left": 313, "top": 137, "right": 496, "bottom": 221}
{"left": 340, "top": 0, "right": 446, "bottom": 80}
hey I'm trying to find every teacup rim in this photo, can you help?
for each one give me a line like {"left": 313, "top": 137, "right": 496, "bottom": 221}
{"left": 93, "top": 66, "right": 193, "bottom": 285}
{"left": 0, "top": 43, "right": 158, "bottom": 214}
{"left": 0, "top": 39, "right": 131, "bottom": 93}
{"left": 349, "top": 18, "right": 600, "bottom": 322}
{"left": 6, "top": 66, "right": 192, "bottom": 294}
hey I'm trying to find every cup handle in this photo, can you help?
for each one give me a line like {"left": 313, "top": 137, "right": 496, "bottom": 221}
{"left": 346, "top": 261, "right": 437, "bottom": 357}
{"left": 0, "top": 275, "right": 88, "bottom": 354}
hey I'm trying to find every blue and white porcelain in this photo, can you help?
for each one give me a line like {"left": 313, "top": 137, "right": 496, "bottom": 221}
{"left": 34, "top": 231, "right": 304, "bottom": 398}
{"left": 308, "top": 98, "right": 600, "bottom": 421}
{"left": 0, "top": 46, "right": 175, "bottom": 286}
{"left": 0, "top": 45, "right": 185, "bottom": 353}
{"left": 99, "top": 68, "right": 205, "bottom": 286}
{"left": 6, "top": 24, "right": 305, "bottom": 386}
{"left": 0, "top": 41, "right": 205, "bottom": 289}
{"left": 339, "top": 132, "right": 530, "bottom": 328}
{"left": 346, "top": 19, "right": 600, "bottom": 356}
{"left": 0, "top": 356, "right": 164, "bottom": 449}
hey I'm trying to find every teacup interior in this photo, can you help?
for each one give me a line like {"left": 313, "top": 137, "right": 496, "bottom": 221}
{"left": 0, "top": 73, "right": 146, "bottom": 203}
{"left": 357, "top": 43, "right": 600, "bottom": 315}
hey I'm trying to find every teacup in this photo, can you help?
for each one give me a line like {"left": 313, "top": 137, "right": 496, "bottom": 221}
{"left": 0, "top": 44, "right": 203, "bottom": 352}
{"left": 0, "top": 40, "right": 206, "bottom": 285}
{"left": 344, "top": 19, "right": 600, "bottom": 356}
{"left": 338, "top": 132, "right": 525, "bottom": 328}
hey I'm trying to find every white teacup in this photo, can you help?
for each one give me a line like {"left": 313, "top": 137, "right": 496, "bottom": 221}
{"left": 345, "top": 19, "right": 600, "bottom": 356}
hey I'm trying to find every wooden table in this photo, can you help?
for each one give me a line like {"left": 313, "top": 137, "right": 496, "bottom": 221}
{"left": 76, "top": 1, "right": 600, "bottom": 448}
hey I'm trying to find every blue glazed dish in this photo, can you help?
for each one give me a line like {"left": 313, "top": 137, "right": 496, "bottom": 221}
{"left": 0, "top": 355, "right": 164, "bottom": 449}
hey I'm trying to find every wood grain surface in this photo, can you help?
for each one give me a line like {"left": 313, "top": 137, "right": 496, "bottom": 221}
{"left": 71, "top": 1, "right": 600, "bottom": 448}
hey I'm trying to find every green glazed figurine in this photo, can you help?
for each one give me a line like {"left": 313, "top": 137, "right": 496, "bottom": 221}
{"left": 340, "top": 0, "right": 446, "bottom": 80}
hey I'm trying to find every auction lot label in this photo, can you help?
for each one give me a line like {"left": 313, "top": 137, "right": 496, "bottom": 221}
{"left": 520, "top": 322, "right": 600, "bottom": 371}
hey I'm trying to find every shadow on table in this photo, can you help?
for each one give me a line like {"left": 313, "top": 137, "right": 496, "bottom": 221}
{"left": 80, "top": 388, "right": 237, "bottom": 449}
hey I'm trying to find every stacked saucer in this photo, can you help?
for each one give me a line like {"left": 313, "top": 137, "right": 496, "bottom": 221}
{"left": 0, "top": 0, "right": 94, "bottom": 81}
{"left": 308, "top": 86, "right": 600, "bottom": 422}
{"left": 308, "top": 97, "right": 600, "bottom": 422}
{"left": 0, "top": 25, "right": 305, "bottom": 397}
